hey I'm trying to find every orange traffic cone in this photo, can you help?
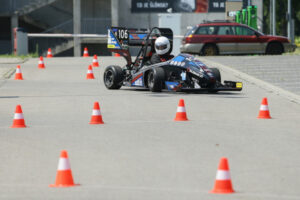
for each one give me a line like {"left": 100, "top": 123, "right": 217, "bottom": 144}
{"left": 11, "top": 105, "right": 26, "bottom": 128}
{"left": 174, "top": 99, "right": 188, "bottom": 121}
{"left": 38, "top": 56, "right": 45, "bottom": 69}
{"left": 92, "top": 55, "right": 99, "bottom": 67}
{"left": 49, "top": 150, "right": 79, "bottom": 187}
{"left": 89, "top": 102, "right": 104, "bottom": 124}
{"left": 14, "top": 65, "right": 24, "bottom": 80}
{"left": 211, "top": 157, "right": 235, "bottom": 194}
{"left": 83, "top": 47, "right": 89, "bottom": 57}
{"left": 114, "top": 53, "right": 121, "bottom": 57}
{"left": 86, "top": 65, "right": 95, "bottom": 79}
{"left": 47, "top": 48, "right": 53, "bottom": 58}
{"left": 258, "top": 97, "right": 271, "bottom": 119}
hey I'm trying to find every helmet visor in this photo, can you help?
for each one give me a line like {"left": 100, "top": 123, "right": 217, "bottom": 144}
{"left": 155, "top": 44, "right": 168, "bottom": 50}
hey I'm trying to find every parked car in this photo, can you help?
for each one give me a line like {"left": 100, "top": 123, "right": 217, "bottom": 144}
{"left": 180, "top": 21, "right": 296, "bottom": 56}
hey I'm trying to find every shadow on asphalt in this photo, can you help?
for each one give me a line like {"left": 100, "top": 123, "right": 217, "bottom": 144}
{"left": 0, "top": 96, "right": 19, "bottom": 98}
{"left": 121, "top": 88, "right": 246, "bottom": 98}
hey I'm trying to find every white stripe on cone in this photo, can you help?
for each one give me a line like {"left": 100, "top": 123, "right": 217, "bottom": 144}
{"left": 177, "top": 106, "right": 186, "bottom": 112}
{"left": 93, "top": 59, "right": 97, "bottom": 62}
{"left": 39, "top": 61, "right": 44, "bottom": 64}
{"left": 216, "top": 170, "right": 231, "bottom": 180}
{"left": 87, "top": 70, "right": 93, "bottom": 73}
{"left": 16, "top": 68, "right": 21, "bottom": 73}
{"left": 260, "top": 105, "right": 269, "bottom": 111}
{"left": 57, "top": 158, "right": 71, "bottom": 170}
{"left": 14, "top": 113, "right": 24, "bottom": 119}
{"left": 84, "top": 51, "right": 88, "bottom": 53}
{"left": 92, "top": 109, "right": 101, "bottom": 115}
{"left": 47, "top": 52, "right": 51, "bottom": 55}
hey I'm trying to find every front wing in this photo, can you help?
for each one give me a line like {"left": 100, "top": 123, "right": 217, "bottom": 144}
{"left": 166, "top": 81, "right": 243, "bottom": 92}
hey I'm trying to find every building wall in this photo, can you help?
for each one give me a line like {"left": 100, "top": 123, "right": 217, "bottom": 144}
{"left": 118, "top": 0, "right": 226, "bottom": 35}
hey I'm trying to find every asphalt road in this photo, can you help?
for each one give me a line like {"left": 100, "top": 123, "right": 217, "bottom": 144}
{"left": 0, "top": 56, "right": 300, "bottom": 200}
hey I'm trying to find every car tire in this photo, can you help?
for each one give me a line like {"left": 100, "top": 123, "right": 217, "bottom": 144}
{"left": 210, "top": 68, "right": 221, "bottom": 82}
{"left": 147, "top": 67, "right": 165, "bottom": 92}
{"left": 103, "top": 65, "right": 124, "bottom": 89}
{"left": 202, "top": 44, "right": 218, "bottom": 56}
{"left": 266, "top": 42, "right": 283, "bottom": 55}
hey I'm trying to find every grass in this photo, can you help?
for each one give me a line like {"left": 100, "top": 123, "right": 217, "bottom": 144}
{"left": 295, "top": 36, "right": 300, "bottom": 47}
{"left": 0, "top": 52, "right": 39, "bottom": 59}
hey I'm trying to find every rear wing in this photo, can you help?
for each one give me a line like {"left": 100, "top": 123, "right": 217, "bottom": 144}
{"left": 107, "top": 27, "right": 173, "bottom": 48}
{"left": 107, "top": 27, "right": 174, "bottom": 66}
{"left": 107, "top": 27, "right": 132, "bottom": 65}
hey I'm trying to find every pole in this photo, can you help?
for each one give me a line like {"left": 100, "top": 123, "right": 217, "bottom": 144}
{"left": 73, "top": 0, "right": 81, "bottom": 57}
{"left": 272, "top": 0, "right": 276, "bottom": 35}
{"left": 269, "top": 0, "right": 272, "bottom": 35}
{"left": 287, "top": 0, "right": 292, "bottom": 39}
{"left": 111, "top": 0, "right": 119, "bottom": 27}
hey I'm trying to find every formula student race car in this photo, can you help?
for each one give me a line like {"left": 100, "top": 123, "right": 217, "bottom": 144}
{"left": 104, "top": 27, "right": 243, "bottom": 93}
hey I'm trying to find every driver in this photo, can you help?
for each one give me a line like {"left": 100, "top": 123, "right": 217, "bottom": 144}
{"left": 150, "top": 36, "right": 174, "bottom": 64}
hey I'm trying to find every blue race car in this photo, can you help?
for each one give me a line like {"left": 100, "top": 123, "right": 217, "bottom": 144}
{"left": 104, "top": 27, "right": 242, "bottom": 92}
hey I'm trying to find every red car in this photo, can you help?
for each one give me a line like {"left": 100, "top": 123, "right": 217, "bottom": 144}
{"left": 180, "top": 21, "right": 296, "bottom": 56}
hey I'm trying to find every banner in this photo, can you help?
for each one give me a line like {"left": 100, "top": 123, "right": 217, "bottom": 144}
{"left": 131, "top": 0, "right": 209, "bottom": 13}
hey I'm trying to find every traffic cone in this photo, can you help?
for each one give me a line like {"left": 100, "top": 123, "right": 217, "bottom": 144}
{"left": 86, "top": 65, "right": 95, "bottom": 79}
{"left": 89, "top": 102, "right": 104, "bottom": 124}
{"left": 211, "top": 157, "right": 234, "bottom": 194}
{"left": 14, "top": 65, "right": 24, "bottom": 80}
{"left": 257, "top": 97, "right": 271, "bottom": 119}
{"left": 83, "top": 47, "right": 89, "bottom": 57}
{"left": 174, "top": 99, "right": 188, "bottom": 121}
{"left": 92, "top": 55, "right": 99, "bottom": 67}
{"left": 114, "top": 53, "right": 121, "bottom": 57}
{"left": 38, "top": 56, "right": 45, "bottom": 69}
{"left": 11, "top": 105, "right": 26, "bottom": 128}
{"left": 47, "top": 48, "right": 53, "bottom": 58}
{"left": 49, "top": 150, "right": 79, "bottom": 187}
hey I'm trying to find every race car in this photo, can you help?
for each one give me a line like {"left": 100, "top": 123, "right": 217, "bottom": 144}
{"left": 103, "top": 27, "right": 243, "bottom": 93}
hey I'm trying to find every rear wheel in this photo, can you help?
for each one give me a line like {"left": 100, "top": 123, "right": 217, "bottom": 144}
{"left": 266, "top": 42, "right": 283, "bottom": 55}
{"left": 202, "top": 44, "right": 218, "bottom": 56}
{"left": 147, "top": 67, "right": 165, "bottom": 92}
{"left": 103, "top": 65, "right": 123, "bottom": 89}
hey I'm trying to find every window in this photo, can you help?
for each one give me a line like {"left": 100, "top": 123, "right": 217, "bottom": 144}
{"left": 234, "top": 26, "right": 256, "bottom": 36}
{"left": 184, "top": 26, "right": 198, "bottom": 36}
{"left": 217, "top": 26, "right": 234, "bottom": 35}
{"left": 195, "top": 26, "right": 217, "bottom": 35}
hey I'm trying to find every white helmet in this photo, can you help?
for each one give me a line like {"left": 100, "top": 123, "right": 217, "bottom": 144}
{"left": 155, "top": 36, "right": 170, "bottom": 55}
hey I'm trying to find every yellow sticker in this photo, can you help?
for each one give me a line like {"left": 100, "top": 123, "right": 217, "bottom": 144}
{"left": 107, "top": 44, "right": 115, "bottom": 48}
{"left": 236, "top": 82, "right": 243, "bottom": 88}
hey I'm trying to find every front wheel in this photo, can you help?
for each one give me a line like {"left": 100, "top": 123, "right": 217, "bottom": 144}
{"left": 266, "top": 42, "right": 283, "bottom": 55}
{"left": 210, "top": 68, "right": 221, "bottom": 82}
{"left": 147, "top": 67, "right": 165, "bottom": 92}
{"left": 103, "top": 65, "right": 124, "bottom": 89}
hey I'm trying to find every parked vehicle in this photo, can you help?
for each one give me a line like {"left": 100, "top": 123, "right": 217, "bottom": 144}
{"left": 180, "top": 21, "right": 296, "bottom": 56}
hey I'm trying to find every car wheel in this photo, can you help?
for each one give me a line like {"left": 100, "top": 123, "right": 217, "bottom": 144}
{"left": 147, "top": 67, "right": 165, "bottom": 92}
{"left": 210, "top": 68, "right": 221, "bottom": 82}
{"left": 103, "top": 65, "right": 123, "bottom": 89}
{"left": 266, "top": 42, "right": 283, "bottom": 55}
{"left": 202, "top": 44, "right": 218, "bottom": 56}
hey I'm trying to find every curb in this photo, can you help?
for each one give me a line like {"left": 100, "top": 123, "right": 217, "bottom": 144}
{"left": 200, "top": 57, "right": 300, "bottom": 105}
{"left": 0, "top": 58, "right": 29, "bottom": 80}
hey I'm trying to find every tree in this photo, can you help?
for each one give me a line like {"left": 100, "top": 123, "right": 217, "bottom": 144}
{"left": 263, "top": 0, "right": 300, "bottom": 36}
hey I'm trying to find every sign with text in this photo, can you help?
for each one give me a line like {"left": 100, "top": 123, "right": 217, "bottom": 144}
{"left": 131, "top": 0, "right": 209, "bottom": 13}
{"left": 208, "top": 0, "right": 225, "bottom": 12}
